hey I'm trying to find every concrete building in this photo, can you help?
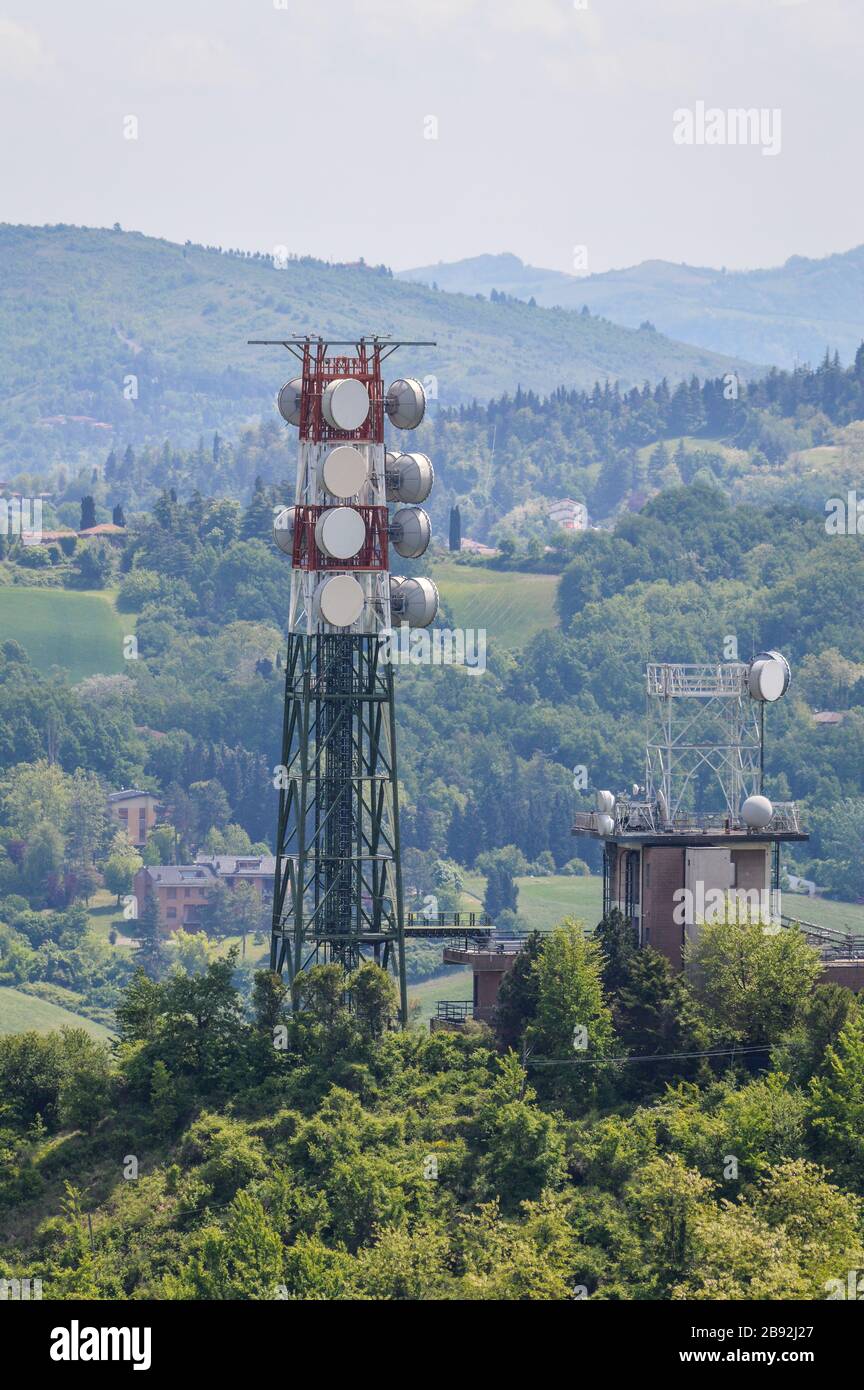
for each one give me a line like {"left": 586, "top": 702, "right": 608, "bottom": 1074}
{"left": 108, "top": 789, "right": 160, "bottom": 848}
{"left": 134, "top": 853, "right": 277, "bottom": 933}
{"left": 547, "top": 498, "right": 588, "bottom": 531}
{"left": 435, "top": 940, "right": 521, "bottom": 1026}
{"left": 194, "top": 854, "right": 277, "bottom": 892}
{"left": 134, "top": 863, "right": 218, "bottom": 930}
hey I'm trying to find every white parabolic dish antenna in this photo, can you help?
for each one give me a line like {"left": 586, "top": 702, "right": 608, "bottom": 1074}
{"left": 392, "top": 576, "right": 439, "bottom": 628}
{"left": 315, "top": 506, "right": 366, "bottom": 560}
{"left": 387, "top": 452, "right": 434, "bottom": 504}
{"left": 322, "top": 378, "right": 370, "bottom": 431}
{"left": 391, "top": 506, "right": 431, "bottom": 558}
{"left": 748, "top": 650, "right": 791, "bottom": 702}
{"left": 386, "top": 378, "right": 426, "bottom": 430}
{"left": 595, "top": 789, "right": 615, "bottom": 814}
{"left": 277, "top": 378, "right": 303, "bottom": 426}
{"left": 273, "top": 506, "right": 297, "bottom": 555}
{"left": 314, "top": 574, "right": 365, "bottom": 628}
{"left": 320, "top": 446, "right": 367, "bottom": 498}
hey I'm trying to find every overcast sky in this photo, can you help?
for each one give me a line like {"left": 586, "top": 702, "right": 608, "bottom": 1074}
{"left": 1, "top": 0, "right": 861, "bottom": 276}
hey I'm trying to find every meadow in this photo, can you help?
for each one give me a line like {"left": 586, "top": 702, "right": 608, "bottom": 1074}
{"left": 0, "top": 987, "right": 113, "bottom": 1041}
{"left": 431, "top": 562, "right": 559, "bottom": 653}
{"left": 0, "top": 586, "right": 130, "bottom": 682}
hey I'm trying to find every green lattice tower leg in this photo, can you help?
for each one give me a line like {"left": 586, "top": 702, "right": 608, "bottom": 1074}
{"left": 269, "top": 633, "right": 408, "bottom": 1026}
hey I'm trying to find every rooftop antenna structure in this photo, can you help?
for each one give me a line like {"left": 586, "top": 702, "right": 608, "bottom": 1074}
{"left": 643, "top": 654, "right": 791, "bottom": 828}
{"left": 620, "top": 652, "right": 794, "bottom": 834}
{"left": 573, "top": 651, "right": 804, "bottom": 969}
{"left": 249, "top": 335, "right": 438, "bottom": 1024}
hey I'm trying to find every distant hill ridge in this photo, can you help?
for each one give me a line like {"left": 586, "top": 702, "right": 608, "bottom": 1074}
{"left": 0, "top": 223, "right": 752, "bottom": 471}
{"left": 397, "top": 244, "right": 864, "bottom": 369}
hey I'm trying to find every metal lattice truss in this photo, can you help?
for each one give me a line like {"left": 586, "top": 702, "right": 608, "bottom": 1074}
{"left": 644, "top": 663, "right": 762, "bottom": 821}
{"left": 270, "top": 633, "right": 407, "bottom": 1021}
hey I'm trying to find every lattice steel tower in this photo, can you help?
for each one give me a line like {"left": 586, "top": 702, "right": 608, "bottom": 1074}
{"left": 250, "top": 336, "right": 438, "bottom": 1024}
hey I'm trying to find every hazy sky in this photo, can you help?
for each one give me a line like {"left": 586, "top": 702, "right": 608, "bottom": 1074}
{"left": 1, "top": 0, "right": 861, "bottom": 275}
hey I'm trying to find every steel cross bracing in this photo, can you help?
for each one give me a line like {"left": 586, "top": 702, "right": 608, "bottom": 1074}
{"left": 644, "top": 662, "right": 762, "bottom": 820}
{"left": 270, "top": 632, "right": 408, "bottom": 1023}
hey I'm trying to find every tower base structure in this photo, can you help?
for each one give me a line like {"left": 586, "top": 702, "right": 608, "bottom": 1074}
{"left": 270, "top": 631, "right": 408, "bottom": 1024}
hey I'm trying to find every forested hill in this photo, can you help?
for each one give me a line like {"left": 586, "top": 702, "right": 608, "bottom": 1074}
{"left": 398, "top": 243, "right": 864, "bottom": 370}
{"left": 0, "top": 223, "right": 753, "bottom": 472}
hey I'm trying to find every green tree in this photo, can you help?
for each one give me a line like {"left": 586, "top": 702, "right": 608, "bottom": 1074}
{"left": 168, "top": 1191, "right": 283, "bottom": 1299}
{"left": 296, "top": 963, "right": 348, "bottom": 1027}
{"left": 103, "top": 848, "right": 142, "bottom": 904}
{"left": 136, "top": 889, "right": 167, "bottom": 979}
{"left": 809, "top": 1008, "right": 864, "bottom": 1187}
{"left": 687, "top": 918, "right": 822, "bottom": 1046}
{"left": 149, "top": 1059, "right": 180, "bottom": 1134}
{"left": 351, "top": 962, "right": 398, "bottom": 1036}
{"left": 525, "top": 921, "right": 618, "bottom": 1104}
{"left": 57, "top": 1030, "right": 114, "bottom": 1134}
{"left": 493, "top": 930, "right": 542, "bottom": 1050}
{"left": 22, "top": 821, "right": 64, "bottom": 897}
{"left": 594, "top": 907, "right": 638, "bottom": 994}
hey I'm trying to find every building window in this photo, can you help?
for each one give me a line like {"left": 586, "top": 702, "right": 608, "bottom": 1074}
{"left": 167, "top": 887, "right": 177, "bottom": 899}
{"left": 167, "top": 908, "right": 177, "bottom": 920}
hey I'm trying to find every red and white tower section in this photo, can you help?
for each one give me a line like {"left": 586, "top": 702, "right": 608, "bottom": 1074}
{"left": 271, "top": 338, "right": 439, "bottom": 637}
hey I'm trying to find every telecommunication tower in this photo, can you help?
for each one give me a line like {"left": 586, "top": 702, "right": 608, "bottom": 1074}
{"left": 250, "top": 336, "right": 438, "bottom": 1023}
{"left": 573, "top": 652, "right": 806, "bottom": 968}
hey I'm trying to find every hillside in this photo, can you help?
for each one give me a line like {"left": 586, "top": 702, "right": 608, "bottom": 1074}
{"left": 431, "top": 564, "right": 559, "bottom": 653}
{"left": 0, "top": 988, "right": 113, "bottom": 1041}
{"left": 0, "top": 588, "right": 130, "bottom": 682}
{"left": 398, "top": 245, "right": 864, "bottom": 370}
{"left": 0, "top": 224, "right": 754, "bottom": 474}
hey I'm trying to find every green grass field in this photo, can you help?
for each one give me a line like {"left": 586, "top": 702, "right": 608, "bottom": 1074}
{"left": 0, "top": 987, "right": 114, "bottom": 1040}
{"left": 431, "top": 563, "right": 559, "bottom": 653}
{"left": 636, "top": 434, "right": 751, "bottom": 470}
{"left": 462, "top": 872, "right": 603, "bottom": 932}
{"left": 0, "top": 587, "right": 131, "bottom": 682}
{"left": 781, "top": 893, "right": 864, "bottom": 937}
{"left": 407, "top": 968, "right": 473, "bottom": 1027}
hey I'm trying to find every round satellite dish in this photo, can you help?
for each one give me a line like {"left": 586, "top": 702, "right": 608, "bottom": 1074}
{"left": 595, "top": 789, "right": 615, "bottom": 814}
{"left": 277, "top": 378, "right": 303, "bottom": 426}
{"left": 391, "top": 505, "right": 431, "bottom": 559}
{"left": 314, "top": 574, "right": 365, "bottom": 628}
{"left": 595, "top": 813, "right": 615, "bottom": 836}
{"left": 394, "top": 576, "right": 439, "bottom": 628}
{"left": 748, "top": 651, "right": 791, "bottom": 702}
{"left": 385, "top": 378, "right": 426, "bottom": 430}
{"left": 320, "top": 445, "right": 367, "bottom": 499}
{"left": 315, "top": 506, "right": 367, "bottom": 560}
{"left": 386, "top": 452, "right": 434, "bottom": 504}
{"left": 741, "top": 794, "right": 774, "bottom": 829}
{"left": 273, "top": 506, "right": 297, "bottom": 556}
{"left": 321, "top": 378, "right": 370, "bottom": 432}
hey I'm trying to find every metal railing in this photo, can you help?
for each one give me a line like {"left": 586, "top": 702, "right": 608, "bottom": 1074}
{"left": 405, "top": 910, "right": 493, "bottom": 930}
{"left": 435, "top": 1000, "right": 474, "bottom": 1022}
{"left": 781, "top": 914, "right": 864, "bottom": 960}
{"left": 646, "top": 663, "right": 747, "bottom": 697}
{"left": 574, "top": 802, "right": 801, "bottom": 836}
